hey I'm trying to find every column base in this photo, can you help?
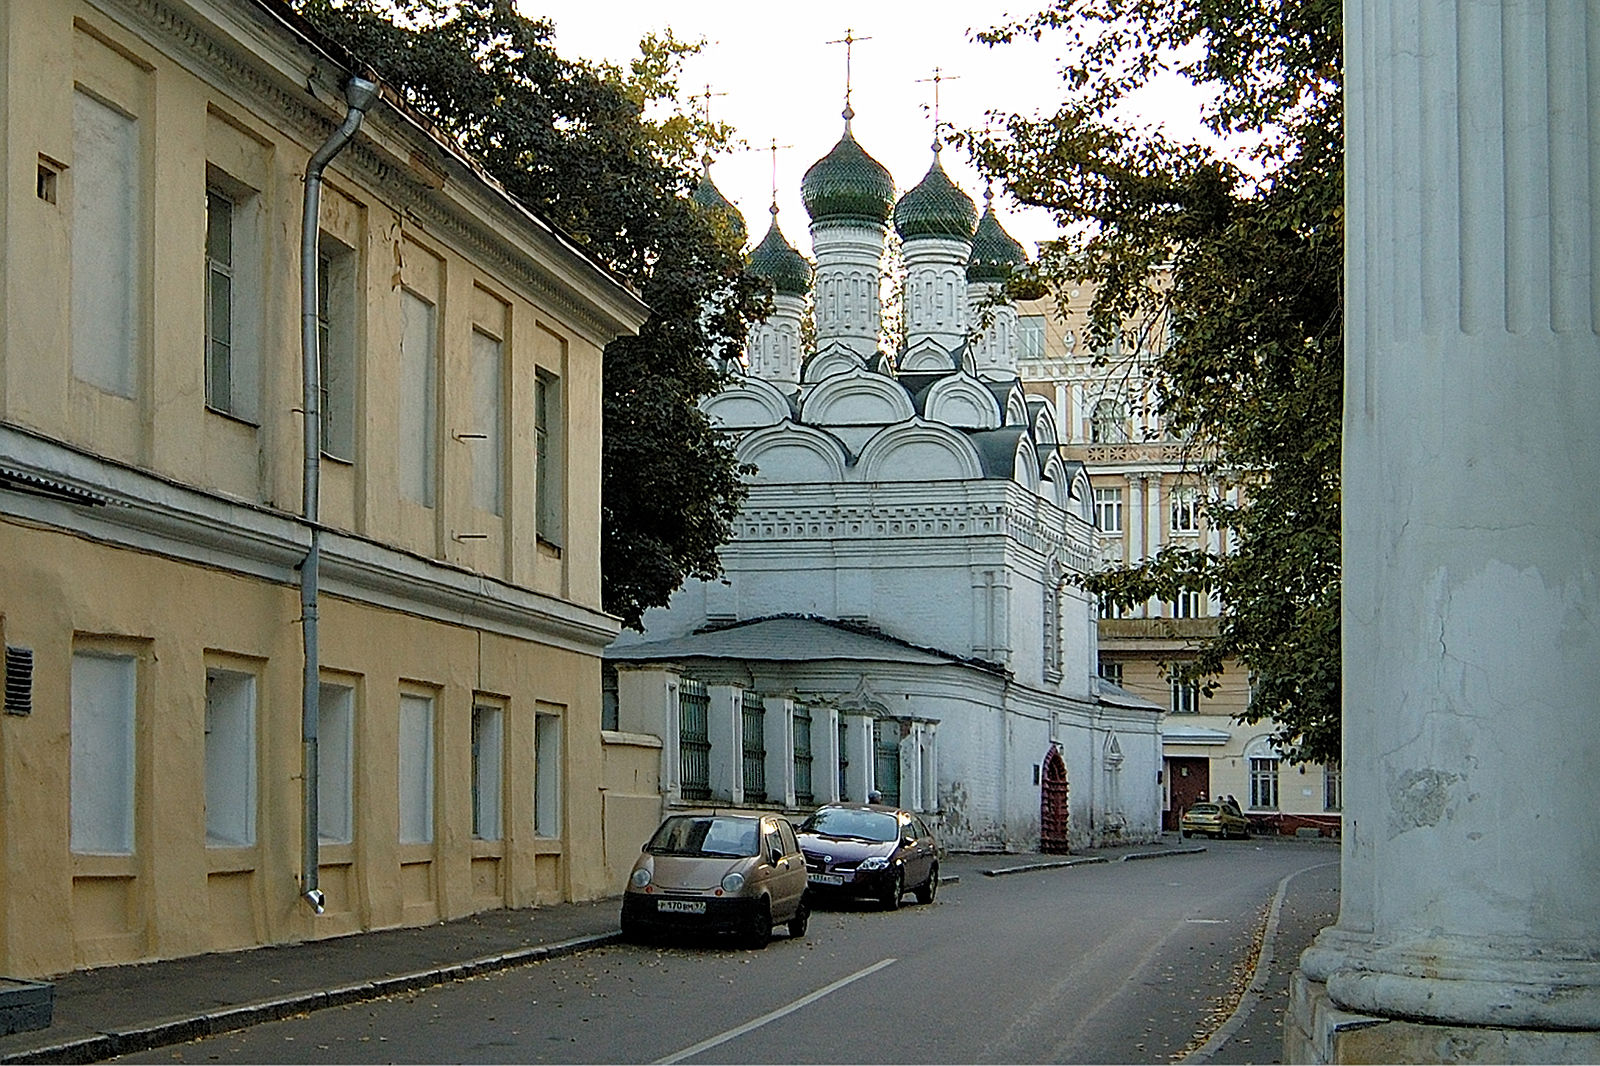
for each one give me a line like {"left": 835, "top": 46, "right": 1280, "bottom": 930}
{"left": 1288, "top": 972, "right": 1600, "bottom": 1065}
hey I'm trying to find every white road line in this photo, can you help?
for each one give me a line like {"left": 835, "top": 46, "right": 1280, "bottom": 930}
{"left": 652, "top": 956, "right": 899, "bottom": 1065}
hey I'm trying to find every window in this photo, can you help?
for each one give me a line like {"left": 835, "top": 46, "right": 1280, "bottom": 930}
{"left": 398, "top": 693, "right": 434, "bottom": 845}
{"left": 204, "top": 668, "right": 257, "bottom": 847}
{"left": 204, "top": 191, "right": 235, "bottom": 411}
{"left": 317, "top": 240, "right": 357, "bottom": 460}
{"left": 1250, "top": 757, "right": 1280, "bottom": 809}
{"left": 1172, "top": 589, "right": 1204, "bottom": 618}
{"left": 1094, "top": 486, "right": 1124, "bottom": 532}
{"left": 601, "top": 665, "right": 619, "bottom": 732}
{"left": 1099, "top": 596, "right": 1127, "bottom": 619}
{"left": 471, "top": 329, "right": 504, "bottom": 515}
{"left": 1018, "top": 315, "right": 1046, "bottom": 360}
{"left": 71, "top": 650, "right": 136, "bottom": 854}
{"left": 1090, "top": 399, "right": 1128, "bottom": 444}
{"left": 534, "top": 711, "right": 562, "bottom": 837}
{"left": 1324, "top": 763, "right": 1342, "bottom": 812}
{"left": 1171, "top": 489, "right": 1200, "bottom": 534}
{"left": 742, "top": 694, "right": 767, "bottom": 800}
{"left": 72, "top": 90, "right": 141, "bottom": 398}
{"left": 535, "top": 370, "right": 562, "bottom": 544}
{"left": 398, "top": 290, "right": 438, "bottom": 506}
{"left": 471, "top": 705, "right": 504, "bottom": 841}
{"left": 1170, "top": 666, "right": 1200, "bottom": 714}
{"left": 318, "top": 682, "right": 354, "bottom": 844}
{"left": 1098, "top": 659, "right": 1123, "bottom": 688}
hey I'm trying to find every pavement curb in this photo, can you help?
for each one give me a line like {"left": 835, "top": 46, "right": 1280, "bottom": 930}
{"left": 0, "top": 931, "right": 621, "bottom": 1066}
{"left": 980, "top": 845, "right": 1207, "bottom": 877}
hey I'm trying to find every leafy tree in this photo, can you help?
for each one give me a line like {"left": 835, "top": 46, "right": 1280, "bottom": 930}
{"left": 960, "top": 0, "right": 1342, "bottom": 763}
{"left": 292, "top": 0, "right": 768, "bottom": 629}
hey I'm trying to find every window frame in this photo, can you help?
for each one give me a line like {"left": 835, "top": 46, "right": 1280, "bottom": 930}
{"left": 316, "top": 236, "right": 358, "bottom": 461}
{"left": 535, "top": 369, "right": 563, "bottom": 546}
{"left": 203, "top": 666, "right": 258, "bottom": 849}
{"left": 471, "top": 703, "right": 505, "bottom": 841}
{"left": 1093, "top": 486, "right": 1124, "bottom": 533}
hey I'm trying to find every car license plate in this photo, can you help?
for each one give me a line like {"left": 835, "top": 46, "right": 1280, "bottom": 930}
{"left": 656, "top": 900, "right": 705, "bottom": 914}
{"left": 808, "top": 873, "right": 845, "bottom": 886}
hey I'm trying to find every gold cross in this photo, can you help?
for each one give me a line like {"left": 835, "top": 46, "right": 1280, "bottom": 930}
{"left": 826, "top": 29, "right": 873, "bottom": 119}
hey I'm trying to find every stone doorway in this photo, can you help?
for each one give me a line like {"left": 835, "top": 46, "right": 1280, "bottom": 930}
{"left": 1040, "top": 745, "right": 1070, "bottom": 853}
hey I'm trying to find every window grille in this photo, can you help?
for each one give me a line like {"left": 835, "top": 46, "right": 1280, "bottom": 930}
{"left": 4, "top": 646, "right": 32, "bottom": 715}
{"left": 793, "top": 705, "right": 814, "bottom": 806}
{"left": 741, "top": 695, "right": 766, "bottom": 800}
{"left": 874, "top": 719, "right": 902, "bottom": 806}
{"left": 678, "top": 679, "right": 711, "bottom": 802}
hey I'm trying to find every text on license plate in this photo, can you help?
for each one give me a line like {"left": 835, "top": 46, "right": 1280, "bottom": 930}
{"left": 808, "top": 873, "right": 845, "bottom": 885}
{"left": 657, "top": 900, "right": 706, "bottom": 914}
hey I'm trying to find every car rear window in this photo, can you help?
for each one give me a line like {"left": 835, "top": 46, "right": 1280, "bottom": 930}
{"left": 1188, "top": 803, "right": 1220, "bottom": 813}
{"left": 647, "top": 816, "right": 760, "bottom": 857}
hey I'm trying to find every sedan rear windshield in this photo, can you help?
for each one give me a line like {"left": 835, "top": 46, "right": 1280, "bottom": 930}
{"left": 1188, "top": 803, "right": 1220, "bottom": 814}
{"left": 800, "top": 808, "right": 899, "bottom": 843}
{"left": 647, "top": 816, "right": 760, "bottom": 857}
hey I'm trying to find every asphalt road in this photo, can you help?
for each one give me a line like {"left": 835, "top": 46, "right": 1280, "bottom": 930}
{"left": 119, "top": 841, "right": 1333, "bottom": 1065}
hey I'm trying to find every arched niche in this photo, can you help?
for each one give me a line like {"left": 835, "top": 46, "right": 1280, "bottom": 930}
{"left": 1029, "top": 398, "right": 1060, "bottom": 447}
{"left": 700, "top": 376, "right": 794, "bottom": 430}
{"left": 855, "top": 419, "right": 984, "bottom": 482}
{"left": 1011, "top": 432, "right": 1040, "bottom": 490}
{"left": 801, "top": 344, "right": 867, "bottom": 384}
{"left": 736, "top": 423, "right": 850, "bottom": 484}
{"left": 1039, "top": 450, "right": 1072, "bottom": 510}
{"left": 800, "top": 367, "right": 917, "bottom": 428}
{"left": 924, "top": 374, "right": 1002, "bottom": 430}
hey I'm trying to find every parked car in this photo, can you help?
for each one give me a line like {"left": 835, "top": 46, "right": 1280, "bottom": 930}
{"left": 1180, "top": 800, "right": 1250, "bottom": 839}
{"left": 620, "top": 812, "right": 810, "bottom": 948}
{"left": 796, "top": 803, "right": 941, "bottom": 909}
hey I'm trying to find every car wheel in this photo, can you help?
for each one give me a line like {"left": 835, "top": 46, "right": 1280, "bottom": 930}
{"left": 1181, "top": 830, "right": 1191, "bottom": 839}
{"left": 620, "top": 912, "right": 644, "bottom": 944}
{"left": 914, "top": 863, "right": 939, "bottom": 905}
{"left": 787, "top": 897, "right": 810, "bottom": 939}
{"left": 881, "top": 868, "right": 904, "bottom": 911}
{"left": 746, "top": 899, "right": 773, "bottom": 949}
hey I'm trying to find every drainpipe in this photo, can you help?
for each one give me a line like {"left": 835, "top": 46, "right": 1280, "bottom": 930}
{"left": 299, "top": 75, "right": 379, "bottom": 914}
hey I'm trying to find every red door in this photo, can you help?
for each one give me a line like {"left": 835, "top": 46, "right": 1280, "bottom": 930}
{"left": 1040, "top": 746, "right": 1070, "bottom": 853}
{"left": 1165, "top": 757, "right": 1210, "bottom": 830}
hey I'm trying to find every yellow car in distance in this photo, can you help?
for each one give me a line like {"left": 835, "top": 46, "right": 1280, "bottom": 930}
{"left": 1179, "top": 801, "right": 1251, "bottom": 839}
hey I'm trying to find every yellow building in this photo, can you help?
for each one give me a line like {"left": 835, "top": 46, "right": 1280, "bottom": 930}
{"left": 0, "top": 0, "right": 655, "bottom": 977}
{"left": 1016, "top": 293, "right": 1341, "bottom": 835}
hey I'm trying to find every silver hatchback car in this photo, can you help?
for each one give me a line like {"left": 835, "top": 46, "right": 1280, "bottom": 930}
{"left": 620, "top": 812, "right": 810, "bottom": 948}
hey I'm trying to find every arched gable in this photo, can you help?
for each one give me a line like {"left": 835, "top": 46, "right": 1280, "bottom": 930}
{"left": 801, "top": 367, "right": 917, "bottom": 428}
{"left": 700, "top": 375, "right": 794, "bottom": 430}
{"left": 1011, "top": 432, "right": 1040, "bottom": 490}
{"left": 899, "top": 338, "right": 959, "bottom": 373}
{"left": 1039, "top": 450, "right": 1071, "bottom": 510}
{"left": 855, "top": 419, "right": 984, "bottom": 482}
{"left": 1029, "top": 399, "right": 1060, "bottom": 447}
{"left": 1005, "top": 388, "right": 1031, "bottom": 426}
{"left": 736, "top": 423, "right": 850, "bottom": 484}
{"left": 924, "top": 374, "right": 1002, "bottom": 430}
{"left": 802, "top": 344, "right": 866, "bottom": 383}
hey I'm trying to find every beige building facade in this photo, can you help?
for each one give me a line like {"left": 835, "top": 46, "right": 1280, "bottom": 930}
{"left": 0, "top": 0, "right": 653, "bottom": 977}
{"left": 1017, "top": 293, "right": 1340, "bottom": 835}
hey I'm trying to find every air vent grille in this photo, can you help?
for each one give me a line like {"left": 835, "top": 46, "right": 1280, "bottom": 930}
{"left": 4, "top": 646, "right": 33, "bottom": 715}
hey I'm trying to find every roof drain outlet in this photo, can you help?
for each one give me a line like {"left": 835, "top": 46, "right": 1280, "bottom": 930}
{"left": 299, "top": 74, "right": 378, "bottom": 915}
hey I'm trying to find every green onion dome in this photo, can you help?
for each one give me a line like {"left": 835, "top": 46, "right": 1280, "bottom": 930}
{"left": 692, "top": 170, "right": 747, "bottom": 244}
{"left": 801, "top": 125, "right": 895, "bottom": 226}
{"left": 747, "top": 209, "right": 813, "bottom": 297}
{"left": 893, "top": 153, "right": 977, "bottom": 241}
{"left": 967, "top": 194, "right": 1028, "bottom": 282}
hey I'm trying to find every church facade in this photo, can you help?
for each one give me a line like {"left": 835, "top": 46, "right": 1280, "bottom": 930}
{"left": 609, "top": 114, "right": 1163, "bottom": 852}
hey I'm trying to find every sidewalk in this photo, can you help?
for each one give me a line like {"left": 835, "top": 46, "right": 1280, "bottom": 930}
{"left": 0, "top": 835, "right": 1328, "bottom": 1064}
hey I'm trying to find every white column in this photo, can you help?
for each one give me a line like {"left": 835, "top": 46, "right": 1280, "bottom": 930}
{"left": 813, "top": 706, "right": 842, "bottom": 803}
{"left": 763, "top": 696, "right": 796, "bottom": 808}
{"left": 616, "top": 668, "right": 679, "bottom": 802}
{"left": 1292, "top": 2, "right": 1600, "bottom": 1059}
{"left": 707, "top": 685, "right": 743, "bottom": 805}
{"left": 1141, "top": 477, "right": 1161, "bottom": 618}
{"left": 843, "top": 713, "right": 874, "bottom": 802}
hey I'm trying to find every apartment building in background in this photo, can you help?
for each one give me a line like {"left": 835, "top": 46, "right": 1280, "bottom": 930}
{"left": 0, "top": 0, "right": 651, "bottom": 977}
{"left": 1016, "top": 292, "right": 1341, "bottom": 835}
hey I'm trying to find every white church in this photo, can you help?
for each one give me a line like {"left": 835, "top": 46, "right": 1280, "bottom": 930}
{"left": 607, "top": 109, "right": 1162, "bottom": 852}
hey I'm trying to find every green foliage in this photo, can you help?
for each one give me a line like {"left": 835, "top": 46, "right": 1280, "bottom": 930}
{"left": 960, "top": 0, "right": 1342, "bottom": 763}
{"left": 293, "top": 0, "right": 769, "bottom": 629}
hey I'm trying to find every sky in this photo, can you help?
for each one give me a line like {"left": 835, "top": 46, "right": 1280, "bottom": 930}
{"left": 520, "top": 0, "right": 1197, "bottom": 259}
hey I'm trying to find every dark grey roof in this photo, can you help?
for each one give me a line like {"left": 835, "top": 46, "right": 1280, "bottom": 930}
{"left": 964, "top": 425, "right": 1030, "bottom": 478}
{"left": 606, "top": 615, "right": 1006, "bottom": 676}
{"left": 1100, "top": 679, "right": 1165, "bottom": 712}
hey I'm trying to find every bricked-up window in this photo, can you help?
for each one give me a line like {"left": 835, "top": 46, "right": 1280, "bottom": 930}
{"left": 72, "top": 90, "right": 141, "bottom": 399}
{"left": 534, "top": 711, "right": 562, "bottom": 837}
{"left": 398, "top": 290, "right": 438, "bottom": 506}
{"left": 317, "top": 239, "right": 358, "bottom": 460}
{"left": 204, "top": 668, "right": 257, "bottom": 847}
{"left": 71, "top": 650, "right": 137, "bottom": 854}
{"left": 471, "top": 329, "right": 504, "bottom": 515}
{"left": 318, "top": 682, "right": 354, "bottom": 844}
{"left": 535, "top": 370, "right": 563, "bottom": 545}
{"left": 472, "top": 704, "right": 504, "bottom": 841}
{"left": 398, "top": 693, "right": 435, "bottom": 845}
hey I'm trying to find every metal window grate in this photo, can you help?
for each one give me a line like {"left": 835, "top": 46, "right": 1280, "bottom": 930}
{"left": 742, "top": 696, "right": 766, "bottom": 800}
{"left": 874, "top": 719, "right": 902, "bottom": 806}
{"left": 4, "top": 646, "right": 33, "bottom": 715}
{"left": 793, "top": 706, "right": 813, "bottom": 806}
{"left": 678, "top": 679, "right": 711, "bottom": 802}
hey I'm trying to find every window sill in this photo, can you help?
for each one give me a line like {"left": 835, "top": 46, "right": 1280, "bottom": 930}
{"left": 536, "top": 537, "right": 562, "bottom": 558}
{"left": 320, "top": 450, "right": 355, "bottom": 467}
{"left": 71, "top": 852, "right": 136, "bottom": 877}
{"left": 602, "top": 729, "right": 664, "bottom": 749}
{"left": 531, "top": 837, "right": 563, "bottom": 855}
{"left": 205, "top": 846, "right": 258, "bottom": 874}
{"left": 204, "top": 405, "right": 260, "bottom": 429}
{"left": 471, "top": 838, "right": 505, "bottom": 859}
